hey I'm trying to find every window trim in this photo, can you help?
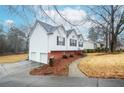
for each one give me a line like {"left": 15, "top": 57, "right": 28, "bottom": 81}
{"left": 78, "top": 42, "right": 83, "bottom": 47}
{"left": 70, "top": 39, "right": 77, "bottom": 46}
{"left": 57, "top": 36, "right": 65, "bottom": 46}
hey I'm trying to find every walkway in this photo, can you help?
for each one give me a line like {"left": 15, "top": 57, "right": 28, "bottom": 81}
{"left": 69, "top": 58, "right": 87, "bottom": 78}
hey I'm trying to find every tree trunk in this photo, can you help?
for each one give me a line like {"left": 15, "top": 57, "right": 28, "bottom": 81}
{"left": 110, "top": 34, "right": 117, "bottom": 52}
{"left": 105, "top": 32, "right": 109, "bottom": 52}
{"left": 110, "top": 5, "right": 116, "bottom": 53}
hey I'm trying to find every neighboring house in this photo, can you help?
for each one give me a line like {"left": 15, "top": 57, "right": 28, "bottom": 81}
{"left": 29, "top": 20, "right": 84, "bottom": 64}
{"left": 83, "top": 40, "right": 95, "bottom": 49}
{"left": 94, "top": 41, "right": 106, "bottom": 49}
{"left": 116, "top": 39, "right": 124, "bottom": 50}
{"left": 83, "top": 40, "right": 106, "bottom": 50}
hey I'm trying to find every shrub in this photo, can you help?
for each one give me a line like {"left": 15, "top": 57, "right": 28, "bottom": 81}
{"left": 84, "top": 48, "right": 110, "bottom": 53}
{"left": 86, "top": 49, "right": 95, "bottom": 53}
{"left": 62, "top": 54, "right": 68, "bottom": 59}
{"left": 83, "top": 50, "right": 87, "bottom": 53}
{"left": 96, "top": 48, "right": 101, "bottom": 52}
{"left": 86, "top": 49, "right": 90, "bottom": 53}
{"left": 116, "top": 50, "right": 121, "bottom": 53}
{"left": 49, "top": 57, "right": 54, "bottom": 67}
{"left": 104, "top": 48, "right": 109, "bottom": 52}
{"left": 120, "top": 49, "right": 124, "bottom": 52}
{"left": 69, "top": 54, "right": 74, "bottom": 57}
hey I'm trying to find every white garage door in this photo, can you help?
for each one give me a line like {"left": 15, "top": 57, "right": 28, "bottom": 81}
{"left": 31, "top": 52, "right": 36, "bottom": 61}
{"left": 40, "top": 53, "right": 48, "bottom": 64}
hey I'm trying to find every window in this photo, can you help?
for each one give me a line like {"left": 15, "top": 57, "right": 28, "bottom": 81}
{"left": 78, "top": 42, "right": 83, "bottom": 47}
{"left": 57, "top": 36, "right": 65, "bottom": 46}
{"left": 70, "top": 39, "right": 77, "bottom": 46}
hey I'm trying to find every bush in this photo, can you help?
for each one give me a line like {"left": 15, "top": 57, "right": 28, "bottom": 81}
{"left": 84, "top": 48, "right": 111, "bottom": 53}
{"left": 86, "top": 49, "right": 95, "bottom": 53}
{"left": 116, "top": 50, "right": 121, "bottom": 53}
{"left": 95, "top": 48, "right": 101, "bottom": 52}
{"left": 62, "top": 54, "right": 68, "bottom": 59}
{"left": 104, "top": 48, "right": 109, "bottom": 52}
{"left": 95, "top": 48, "right": 107, "bottom": 52}
{"left": 69, "top": 54, "right": 74, "bottom": 57}
{"left": 49, "top": 57, "right": 54, "bottom": 67}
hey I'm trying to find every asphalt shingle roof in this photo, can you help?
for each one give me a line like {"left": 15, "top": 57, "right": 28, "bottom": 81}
{"left": 66, "top": 29, "right": 79, "bottom": 37}
{"left": 37, "top": 20, "right": 59, "bottom": 33}
{"left": 30, "top": 20, "right": 83, "bottom": 39}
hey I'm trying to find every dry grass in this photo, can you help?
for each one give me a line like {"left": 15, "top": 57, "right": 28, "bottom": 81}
{"left": 78, "top": 53, "right": 124, "bottom": 79}
{"left": 0, "top": 54, "right": 28, "bottom": 64}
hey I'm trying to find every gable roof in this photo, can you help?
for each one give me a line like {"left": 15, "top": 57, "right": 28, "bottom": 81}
{"left": 66, "top": 29, "right": 78, "bottom": 37}
{"left": 77, "top": 34, "right": 84, "bottom": 40}
{"left": 29, "top": 20, "right": 60, "bottom": 37}
{"left": 29, "top": 20, "right": 83, "bottom": 38}
{"left": 37, "top": 20, "right": 58, "bottom": 33}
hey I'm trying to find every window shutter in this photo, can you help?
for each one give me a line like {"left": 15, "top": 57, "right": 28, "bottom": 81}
{"left": 75, "top": 40, "right": 77, "bottom": 46}
{"left": 57, "top": 36, "right": 59, "bottom": 45}
{"left": 63, "top": 37, "right": 65, "bottom": 45}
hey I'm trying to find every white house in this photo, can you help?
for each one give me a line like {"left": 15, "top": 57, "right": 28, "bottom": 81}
{"left": 78, "top": 34, "right": 84, "bottom": 50}
{"left": 66, "top": 29, "right": 79, "bottom": 51}
{"left": 83, "top": 40, "right": 95, "bottom": 49}
{"left": 29, "top": 20, "right": 84, "bottom": 64}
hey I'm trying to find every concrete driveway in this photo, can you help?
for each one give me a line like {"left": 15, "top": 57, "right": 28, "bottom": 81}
{"left": 0, "top": 60, "right": 124, "bottom": 87}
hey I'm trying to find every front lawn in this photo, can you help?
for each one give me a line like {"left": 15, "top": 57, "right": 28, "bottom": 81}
{"left": 0, "top": 54, "right": 28, "bottom": 64}
{"left": 78, "top": 53, "right": 124, "bottom": 79}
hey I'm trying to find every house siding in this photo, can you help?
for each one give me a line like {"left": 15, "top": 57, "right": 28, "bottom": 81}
{"left": 29, "top": 23, "right": 48, "bottom": 63}
{"left": 48, "top": 27, "right": 67, "bottom": 52}
{"left": 67, "top": 31, "right": 78, "bottom": 51}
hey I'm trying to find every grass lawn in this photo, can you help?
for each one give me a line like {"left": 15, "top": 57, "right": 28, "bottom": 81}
{"left": 78, "top": 53, "right": 124, "bottom": 79}
{"left": 0, "top": 54, "right": 28, "bottom": 64}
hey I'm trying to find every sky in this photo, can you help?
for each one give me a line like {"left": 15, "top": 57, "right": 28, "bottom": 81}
{"left": 0, "top": 5, "right": 92, "bottom": 39}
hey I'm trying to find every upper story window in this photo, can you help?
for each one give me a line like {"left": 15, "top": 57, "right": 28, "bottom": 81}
{"left": 70, "top": 39, "right": 77, "bottom": 46}
{"left": 57, "top": 36, "right": 65, "bottom": 46}
{"left": 78, "top": 42, "right": 83, "bottom": 47}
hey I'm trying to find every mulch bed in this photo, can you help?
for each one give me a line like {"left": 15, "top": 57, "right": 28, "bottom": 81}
{"left": 30, "top": 55, "right": 83, "bottom": 76}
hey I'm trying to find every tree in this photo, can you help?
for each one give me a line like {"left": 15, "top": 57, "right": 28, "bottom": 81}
{"left": 0, "top": 24, "right": 7, "bottom": 54}
{"left": 7, "top": 26, "right": 26, "bottom": 53}
{"left": 87, "top": 5, "right": 124, "bottom": 52}
{"left": 88, "top": 26, "right": 101, "bottom": 42}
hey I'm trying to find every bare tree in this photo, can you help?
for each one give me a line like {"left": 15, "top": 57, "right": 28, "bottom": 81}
{"left": 88, "top": 26, "right": 101, "bottom": 42}
{"left": 0, "top": 24, "right": 7, "bottom": 54}
{"left": 87, "top": 5, "right": 124, "bottom": 52}
{"left": 7, "top": 26, "right": 26, "bottom": 53}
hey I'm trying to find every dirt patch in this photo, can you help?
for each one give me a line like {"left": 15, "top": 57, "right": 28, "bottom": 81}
{"left": 30, "top": 55, "right": 82, "bottom": 76}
